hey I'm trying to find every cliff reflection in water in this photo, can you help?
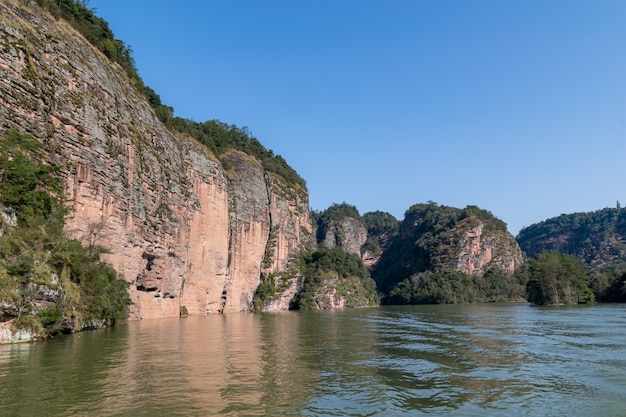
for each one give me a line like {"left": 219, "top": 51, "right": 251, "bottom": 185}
{"left": 102, "top": 313, "right": 317, "bottom": 416}
{"left": 1, "top": 304, "right": 626, "bottom": 416}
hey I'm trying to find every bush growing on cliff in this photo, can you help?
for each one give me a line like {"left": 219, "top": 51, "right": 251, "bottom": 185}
{"left": 31, "top": 0, "right": 306, "bottom": 190}
{"left": 290, "top": 248, "right": 378, "bottom": 310}
{"left": 0, "top": 130, "right": 131, "bottom": 338}
{"left": 0, "top": 128, "right": 62, "bottom": 221}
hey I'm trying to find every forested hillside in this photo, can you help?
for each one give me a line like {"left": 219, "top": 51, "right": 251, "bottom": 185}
{"left": 517, "top": 207, "right": 626, "bottom": 271}
{"left": 372, "top": 202, "right": 524, "bottom": 304}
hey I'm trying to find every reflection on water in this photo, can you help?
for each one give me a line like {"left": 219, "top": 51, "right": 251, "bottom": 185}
{"left": 1, "top": 304, "right": 626, "bottom": 416}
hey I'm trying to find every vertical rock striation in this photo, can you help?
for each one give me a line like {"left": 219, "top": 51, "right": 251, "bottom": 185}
{"left": 0, "top": 0, "right": 311, "bottom": 318}
{"left": 443, "top": 220, "right": 523, "bottom": 277}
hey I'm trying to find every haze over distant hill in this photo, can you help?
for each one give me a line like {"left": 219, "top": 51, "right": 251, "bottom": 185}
{"left": 517, "top": 207, "right": 626, "bottom": 271}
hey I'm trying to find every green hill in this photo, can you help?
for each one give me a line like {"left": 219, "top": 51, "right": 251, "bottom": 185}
{"left": 516, "top": 207, "right": 626, "bottom": 271}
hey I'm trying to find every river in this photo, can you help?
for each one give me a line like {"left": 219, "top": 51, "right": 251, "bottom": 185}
{"left": 1, "top": 303, "right": 625, "bottom": 416}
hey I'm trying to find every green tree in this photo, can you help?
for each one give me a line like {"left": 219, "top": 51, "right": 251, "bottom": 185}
{"left": 590, "top": 264, "right": 626, "bottom": 302}
{"left": 0, "top": 130, "right": 62, "bottom": 222}
{"left": 525, "top": 251, "right": 594, "bottom": 305}
{"left": 0, "top": 130, "right": 131, "bottom": 338}
{"left": 290, "top": 247, "right": 378, "bottom": 310}
{"left": 388, "top": 269, "right": 478, "bottom": 305}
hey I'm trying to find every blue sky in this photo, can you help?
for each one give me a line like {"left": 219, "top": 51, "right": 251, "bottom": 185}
{"left": 88, "top": 0, "right": 626, "bottom": 235}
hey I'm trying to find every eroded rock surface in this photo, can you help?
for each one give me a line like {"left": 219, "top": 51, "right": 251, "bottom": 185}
{"left": 0, "top": 0, "right": 312, "bottom": 319}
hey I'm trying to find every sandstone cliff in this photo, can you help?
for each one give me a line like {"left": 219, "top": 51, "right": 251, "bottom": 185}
{"left": 0, "top": 0, "right": 312, "bottom": 319}
{"left": 442, "top": 217, "right": 522, "bottom": 276}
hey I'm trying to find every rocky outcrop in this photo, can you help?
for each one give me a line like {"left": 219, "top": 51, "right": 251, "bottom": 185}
{"left": 311, "top": 277, "right": 347, "bottom": 310}
{"left": 443, "top": 219, "right": 522, "bottom": 276}
{"left": 318, "top": 217, "right": 367, "bottom": 256}
{"left": 310, "top": 274, "right": 378, "bottom": 310}
{"left": 261, "top": 173, "right": 313, "bottom": 311}
{"left": 0, "top": 320, "right": 36, "bottom": 343}
{"left": 373, "top": 203, "right": 524, "bottom": 295}
{"left": 0, "top": 0, "right": 311, "bottom": 319}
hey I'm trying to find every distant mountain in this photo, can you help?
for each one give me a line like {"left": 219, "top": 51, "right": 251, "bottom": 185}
{"left": 516, "top": 208, "right": 626, "bottom": 271}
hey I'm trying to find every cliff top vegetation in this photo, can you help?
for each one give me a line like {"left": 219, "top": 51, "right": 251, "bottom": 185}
{"left": 361, "top": 210, "right": 399, "bottom": 258}
{"left": 29, "top": 0, "right": 305, "bottom": 189}
{"left": 373, "top": 201, "right": 512, "bottom": 296}
{"left": 516, "top": 207, "right": 626, "bottom": 266}
{"left": 314, "top": 202, "right": 362, "bottom": 225}
{"left": 403, "top": 202, "right": 508, "bottom": 234}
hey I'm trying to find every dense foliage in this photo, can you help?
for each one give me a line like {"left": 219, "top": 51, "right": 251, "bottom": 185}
{"left": 516, "top": 207, "right": 626, "bottom": 270}
{"left": 290, "top": 248, "right": 378, "bottom": 310}
{"left": 313, "top": 203, "right": 361, "bottom": 227}
{"left": 373, "top": 202, "right": 511, "bottom": 298}
{"left": 590, "top": 265, "right": 626, "bottom": 302}
{"left": 313, "top": 202, "right": 363, "bottom": 244}
{"left": 387, "top": 267, "right": 526, "bottom": 305}
{"left": 361, "top": 211, "right": 399, "bottom": 257}
{"left": 525, "top": 251, "right": 594, "bottom": 305}
{"left": 0, "top": 130, "right": 130, "bottom": 339}
{"left": 31, "top": 0, "right": 305, "bottom": 189}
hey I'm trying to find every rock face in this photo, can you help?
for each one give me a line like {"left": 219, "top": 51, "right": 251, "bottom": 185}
{"left": 442, "top": 219, "right": 522, "bottom": 276}
{"left": 318, "top": 217, "right": 368, "bottom": 256}
{"left": 0, "top": 0, "right": 312, "bottom": 319}
{"left": 372, "top": 203, "right": 524, "bottom": 294}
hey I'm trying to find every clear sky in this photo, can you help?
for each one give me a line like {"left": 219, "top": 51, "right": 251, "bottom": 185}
{"left": 88, "top": 0, "right": 626, "bottom": 235}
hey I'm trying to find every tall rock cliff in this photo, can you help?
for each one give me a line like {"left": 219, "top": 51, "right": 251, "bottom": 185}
{"left": 0, "top": 0, "right": 312, "bottom": 319}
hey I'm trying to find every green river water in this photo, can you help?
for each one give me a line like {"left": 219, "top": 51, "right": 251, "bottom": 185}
{"left": 1, "top": 303, "right": 625, "bottom": 416}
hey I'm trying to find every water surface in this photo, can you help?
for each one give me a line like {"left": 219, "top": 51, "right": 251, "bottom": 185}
{"left": 1, "top": 303, "right": 625, "bottom": 416}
